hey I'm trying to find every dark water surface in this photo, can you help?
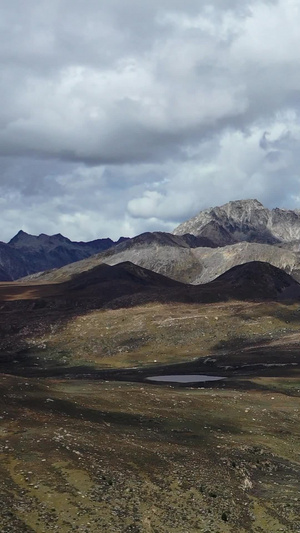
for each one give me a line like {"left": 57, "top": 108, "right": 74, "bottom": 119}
{"left": 146, "top": 374, "right": 225, "bottom": 383}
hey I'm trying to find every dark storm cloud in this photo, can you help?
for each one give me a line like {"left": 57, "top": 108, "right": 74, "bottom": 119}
{"left": 0, "top": 0, "right": 300, "bottom": 240}
{"left": 1, "top": 0, "right": 291, "bottom": 166}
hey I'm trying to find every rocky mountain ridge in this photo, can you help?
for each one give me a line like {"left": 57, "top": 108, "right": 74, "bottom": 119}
{"left": 0, "top": 230, "right": 127, "bottom": 281}
{"left": 6, "top": 199, "right": 300, "bottom": 284}
{"left": 23, "top": 237, "right": 300, "bottom": 286}
{"left": 173, "top": 199, "right": 300, "bottom": 246}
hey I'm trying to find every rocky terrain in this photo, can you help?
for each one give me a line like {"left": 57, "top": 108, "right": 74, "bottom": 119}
{"left": 23, "top": 233, "right": 300, "bottom": 286}
{"left": 5, "top": 199, "right": 300, "bottom": 286}
{"left": 174, "top": 198, "right": 300, "bottom": 245}
{"left": 21, "top": 199, "right": 300, "bottom": 286}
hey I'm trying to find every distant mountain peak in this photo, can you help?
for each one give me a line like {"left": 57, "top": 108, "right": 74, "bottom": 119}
{"left": 8, "top": 230, "right": 35, "bottom": 247}
{"left": 173, "top": 199, "right": 300, "bottom": 245}
{"left": 9, "top": 229, "right": 29, "bottom": 240}
{"left": 228, "top": 198, "right": 263, "bottom": 206}
{"left": 2, "top": 231, "right": 126, "bottom": 281}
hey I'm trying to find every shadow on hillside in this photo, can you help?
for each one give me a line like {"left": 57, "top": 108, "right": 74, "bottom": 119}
{"left": 234, "top": 300, "right": 300, "bottom": 321}
{"left": 211, "top": 334, "right": 300, "bottom": 368}
{"left": 2, "top": 259, "right": 300, "bottom": 376}
{"left": 1, "top": 377, "right": 242, "bottom": 439}
{"left": 213, "top": 335, "right": 275, "bottom": 352}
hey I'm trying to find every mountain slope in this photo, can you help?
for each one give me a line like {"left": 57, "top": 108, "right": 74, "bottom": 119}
{"left": 173, "top": 199, "right": 300, "bottom": 245}
{"left": 66, "top": 260, "right": 300, "bottom": 305}
{"left": 0, "top": 242, "right": 29, "bottom": 281}
{"left": 2, "top": 261, "right": 300, "bottom": 311}
{"left": 0, "top": 231, "right": 127, "bottom": 280}
{"left": 21, "top": 232, "right": 215, "bottom": 284}
{"left": 213, "top": 261, "right": 300, "bottom": 300}
{"left": 23, "top": 236, "right": 300, "bottom": 286}
{"left": 9, "top": 199, "right": 300, "bottom": 285}
{"left": 65, "top": 260, "right": 183, "bottom": 293}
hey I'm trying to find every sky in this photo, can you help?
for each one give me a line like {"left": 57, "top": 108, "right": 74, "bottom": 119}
{"left": 1, "top": 0, "right": 300, "bottom": 242}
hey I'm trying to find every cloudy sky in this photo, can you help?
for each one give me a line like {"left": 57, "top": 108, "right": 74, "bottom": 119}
{"left": 1, "top": 0, "right": 300, "bottom": 242}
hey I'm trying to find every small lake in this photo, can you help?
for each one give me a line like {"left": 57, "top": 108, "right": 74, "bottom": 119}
{"left": 146, "top": 374, "right": 225, "bottom": 384}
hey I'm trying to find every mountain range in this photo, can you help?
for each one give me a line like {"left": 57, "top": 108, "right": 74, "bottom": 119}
{"left": 0, "top": 230, "right": 127, "bottom": 281}
{"left": 18, "top": 199, "right": 300, "bottom": 285}
{"left": 3, "top": 198, "right": 300, "bottom": 284}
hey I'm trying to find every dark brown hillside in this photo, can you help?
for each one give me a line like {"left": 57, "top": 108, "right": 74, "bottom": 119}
{"left": 98, "top": 231, "right": 216, "bottom": 253}
{"left": 212, "top": 261, "right": 300, "bottom": 300}
{"left": 65, "top": 261, "right": 183, "bottom": 291}
{"left": 103, "top": 260, "right": 300, "bottom": 306}
{"left": 103, "top": 261, "right": 300, "bottom": 309}
{"left": 1, "top": 260, "right": 300, "bottom": 310}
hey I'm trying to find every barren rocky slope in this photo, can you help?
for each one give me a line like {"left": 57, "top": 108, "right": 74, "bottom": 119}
{"left": 174, "top": 198, "right": 300, "bottom": 245}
